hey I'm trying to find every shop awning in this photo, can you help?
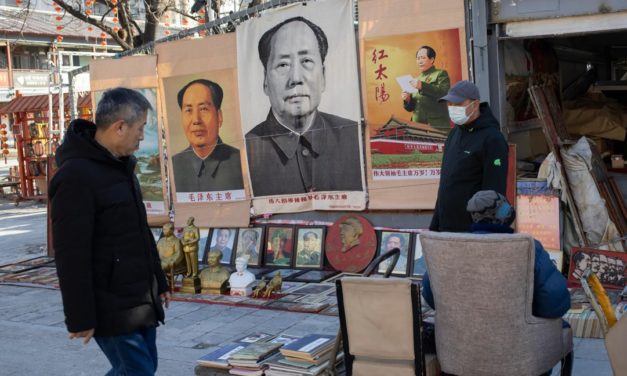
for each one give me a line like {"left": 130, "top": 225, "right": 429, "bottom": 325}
{"left": 0, "top": 93, "right": 91, "bottom": 115}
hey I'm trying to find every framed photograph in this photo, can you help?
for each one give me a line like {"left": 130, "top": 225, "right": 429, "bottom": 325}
{"left": 411, "top": 234, "right": 427, "bottom": 277}
{"left": 264, "top": 226, "right": 295, "bottom": 267}
{"left": 568, "top": 248, "right": 626, "bottom": 290}
{"left": 204, "top": 228, "right": 238, "bottom": 265}
{"left": 377, "top": 231, "right": 412, "bottom": 276}
{"left": 294, "top": 227, "right": 326, "bottom": 269}
{"left": 197, "top": 228, "right": 210, "bottom": 264}
{"left": 234, "top": 227, "right": 264, "bottom": 267}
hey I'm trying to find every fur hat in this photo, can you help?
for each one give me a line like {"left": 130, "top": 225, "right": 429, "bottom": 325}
{"left": 466, "top": 190, "right": 515, "bottom": 226}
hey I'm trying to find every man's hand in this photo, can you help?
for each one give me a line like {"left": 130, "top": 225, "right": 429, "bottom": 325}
{"left": 69, "top": 328, "right": 95, "bottom": 345}
{"left": 410, "top": 79, "right": 423, "bottom": 91}
{"left": 401, "top": 92, "right": 410, "bottom": 101}
{"left": 160, "top": 291, "right": 171, "bottom": 309}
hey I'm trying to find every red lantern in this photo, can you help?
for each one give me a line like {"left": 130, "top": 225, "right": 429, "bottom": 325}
{"left": 164, "top": 30, "right": 171, "bottom": 35}
{"left": 100, "top": 41, "right": 107, "bottom": 46}
{"left": 198, "top": 19, "right": 206, "bottom": 24}
{"left": 86, "top": 9, "right": 92, "bottom": 15}
{"left": 112, "top": 8, "right": 117, "bottom": 14}
{"left": 55, "top": 15, "right": 63, "bottom": 21}
{"left": 112, "top": 17, "right": 118, "bottom": 23}
{"left": 57, "top": 35, "right": 64, "bottom": 42}
{"left": 54, "top": 6, "right": 61, "bottom": 11}
{"left": 0, "top": 124, "right": 6, "bottom": 129}
{"left": 100, "top": 32, "right": 106, "bottom": 38}
{"left": 87, "top": 26, "right": 94, "bottom": 32}
{"left": 113, "top": 27, "right": 119, "bottom": 32}
{"left": 182, "top": 18, "right": 189, "bottom": 25}
{"left": 56, "top": 25, "right": 64, "bottom": 31}
{"left": 2, "top": 150, "right": 9, "bottom": 155}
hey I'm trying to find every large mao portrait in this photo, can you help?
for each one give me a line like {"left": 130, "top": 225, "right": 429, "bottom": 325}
{"left": 365, "top": 29, "right": 462, "bottom": 182}
{"left": 294, "top": 227, "right": 325, "bottom": 269}
{"left": 235, "top": 227, "right": 264, "bottom": 267}
{"left": 94, "top": 88, "right": 166, "bottom": 214}
{"left": 236, "top": 0, "right": 365, "bottom": 209}
{"left": 264, "top": 226, "right": 295, "bottom": 267}
{"left": 162, "top": 72, "right": 246, "bottom": 203}
{"left": 204, "top": 228, "right": 237, "bottom": 265}
{"left": 377, "top": 231, "right": 411, "bottom": 275}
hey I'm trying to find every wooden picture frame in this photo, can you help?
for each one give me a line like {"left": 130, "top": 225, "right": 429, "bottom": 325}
{"left": 568, "top": 247, "right": 626, "bottom": 290}
{"left": 376, "top": 230, "right": 412, "bottom": 276}
{"left": 203, "top": 228, "right": 238, "bottom": 265}
{"left": 264, "top": 226, "right": 295, "bottom": 267}
{"left": 294, "top": 227, "right": 326, "bottom": 269}
{"left": 411, "top": 233, "right": 427, "bottom": 278}
{"left": 234, "top": 226, "right": 264, "bottom": 267}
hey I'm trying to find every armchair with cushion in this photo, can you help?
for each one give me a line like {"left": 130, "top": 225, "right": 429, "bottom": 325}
{"left": 420, "top": 231, "right": 573, "bottom": 376}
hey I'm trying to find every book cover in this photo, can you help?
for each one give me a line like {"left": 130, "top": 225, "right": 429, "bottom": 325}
{"left": 230, "top": 341, "right": 283, "bottom": 361}
{"left": 280, "top": 334, "right": 335, "bottom": 359}
{"left": 234, "top": 332, "right": 275, "bottom": 344}
{"left": 197, "top": 343, "right": 247, "bottom": 368}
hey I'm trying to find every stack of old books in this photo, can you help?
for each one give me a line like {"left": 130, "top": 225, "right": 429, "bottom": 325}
{"left": 265, "top": 334, "right": 337, "bottom": 376}
{"left": 227, "top": 341, "right": 284, "bottom": 376}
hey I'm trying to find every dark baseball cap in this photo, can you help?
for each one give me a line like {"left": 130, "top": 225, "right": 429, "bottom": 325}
{"left": 439, "top": 80, "right": 480, "bottom": 103}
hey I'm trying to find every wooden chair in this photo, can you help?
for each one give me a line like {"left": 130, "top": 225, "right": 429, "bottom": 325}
{"left": 421, "top": 232, "right": 573, "bottom": 376}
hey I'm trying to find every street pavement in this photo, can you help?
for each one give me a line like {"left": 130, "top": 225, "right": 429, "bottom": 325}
{"left": 0, "top": 196, "right": 613, "bottom": 375}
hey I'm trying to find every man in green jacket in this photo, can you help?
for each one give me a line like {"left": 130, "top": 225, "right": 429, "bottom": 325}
{"left": 401, "top": 46, "right": 451, "bottom": 134}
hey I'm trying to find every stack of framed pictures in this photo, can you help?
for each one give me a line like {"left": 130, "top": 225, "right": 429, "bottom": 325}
{"left": 198, "top": 225, "right": 334, "bottom": 281}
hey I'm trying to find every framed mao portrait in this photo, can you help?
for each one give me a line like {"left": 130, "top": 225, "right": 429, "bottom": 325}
{"left": 411, "top": 234, "right": 427, "bottom": 277}
{"left": 377, "top": 231, "right": 412, "bottom": 275}
{"left": 235, "top": 227, "right": 264, "bottom": 267}
{"left": 204, "top": 228, "right": 238, "bottom": 265}
{"left": 264, "top": 226, "right": 295, "bottom": 267}
{"left": 294, "top": 227, "right": 326, "bottom": 269}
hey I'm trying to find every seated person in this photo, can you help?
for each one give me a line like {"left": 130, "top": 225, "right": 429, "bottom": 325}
{"left": 422, "top": 190, "right": 571, "bottom": 320}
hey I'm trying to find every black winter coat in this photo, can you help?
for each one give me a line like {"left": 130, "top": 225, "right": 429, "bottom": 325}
{"left": 430, "top": 103, "right": 509, "bottom": 232}
{"left": 50, "top": 119, "right": 168, "bottom": 337}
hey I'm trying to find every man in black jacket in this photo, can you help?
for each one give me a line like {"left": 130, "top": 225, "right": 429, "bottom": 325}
{"left": 429, "top": 80, "right": 508, "bottom": 232}
{"left": 50, "top": 88, "right": 170, "bottom": 375}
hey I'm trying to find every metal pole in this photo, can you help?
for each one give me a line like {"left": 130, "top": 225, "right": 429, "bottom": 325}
{"left": 68, "top": 73, "right": 77, "bottom": 120}
{"left": 57, "top": 49, "right": 65, "bottom": 139}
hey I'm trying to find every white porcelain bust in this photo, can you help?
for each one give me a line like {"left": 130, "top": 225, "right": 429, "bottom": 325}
{"left": 229, "top": 257, "right": 255, "bottom": 296}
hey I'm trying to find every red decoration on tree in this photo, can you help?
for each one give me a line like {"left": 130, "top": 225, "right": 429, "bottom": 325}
{"left": 54, "top": 6, "right": 61, "bottom": 12}
{"left": 100, "top": 32, "right": 106, "bottom": 38}
{"left": 87, "top": 26, "right": 94, "bottom": 32}
{"left": 55, "top": 15, "right": 63, "bottom": 21}
{"left": 56, "top": 25, "right": 64, "bottom": 31}
{"left": 164, "top": 30, "right": 171, "bottom": 35}
{"left": 57, "top": 35, "right": 64, "bottom": 42}
{"left": 86, "top": 9, "right": 92, "bottom": 15}
{"left": 113, "top": 27, "right": 119, "bottom": 32}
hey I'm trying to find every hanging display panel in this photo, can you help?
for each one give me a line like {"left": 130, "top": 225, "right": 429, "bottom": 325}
{"left": 157, "top": 33, "right": 251, "bottom": 227}
{"left": 236, "top": 0, "right": 366, "bottom": 214}
{"left": 359, "top": 0, "right": 468, "bottom": 209}
{"left": 90, "top": 56, "right": 169, "bottom": 223}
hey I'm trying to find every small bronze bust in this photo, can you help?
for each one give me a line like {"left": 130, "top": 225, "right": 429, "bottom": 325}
{"left": 199, "top": 250, "right": 230, "bottom": 294}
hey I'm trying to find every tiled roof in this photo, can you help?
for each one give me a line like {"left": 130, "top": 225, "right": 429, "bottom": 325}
{"left": 0, "top": 93, "right": 91, "bottom": 114}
